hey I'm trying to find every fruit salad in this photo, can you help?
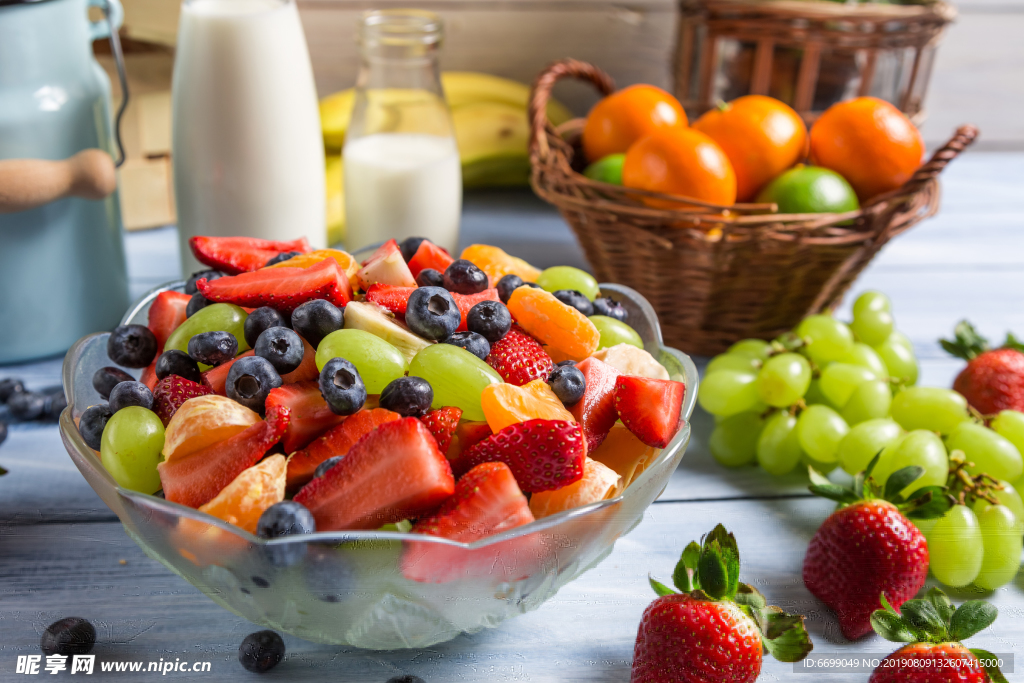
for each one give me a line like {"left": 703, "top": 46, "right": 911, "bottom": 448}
{"left": 78, "top": 235, "right": 685, "bottom": 581}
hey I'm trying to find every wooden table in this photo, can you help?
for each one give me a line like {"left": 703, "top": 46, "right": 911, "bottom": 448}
{"left": 2, "top": 151, "right": 1023, "bottom": 681}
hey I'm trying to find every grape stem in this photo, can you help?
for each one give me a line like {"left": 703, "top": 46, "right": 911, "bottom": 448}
{"left": 945, "top": 450, "right": 1003, "bottom": 507}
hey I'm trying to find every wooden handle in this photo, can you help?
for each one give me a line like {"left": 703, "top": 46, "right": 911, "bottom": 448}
{"left": 0, "top": 149, "right": 117, "bottom": 214}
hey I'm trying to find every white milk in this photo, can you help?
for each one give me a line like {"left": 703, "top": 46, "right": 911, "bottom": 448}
{"left": 172, "top": 0, "right": 326, "bottom": 275}
{"left": 342, "top": 133, "right": 461, "bottom": 255}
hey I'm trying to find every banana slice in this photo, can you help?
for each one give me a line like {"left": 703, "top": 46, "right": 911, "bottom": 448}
{"left": 591, "top": 344, "right": 669, "bottom": 380}
{"left": 343, "top": 301, "right": 432, "bottom": 365}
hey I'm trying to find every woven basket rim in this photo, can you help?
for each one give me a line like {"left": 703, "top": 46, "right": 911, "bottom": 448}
{"left": 687, "top": 0, "right": 957, "bottom": 22}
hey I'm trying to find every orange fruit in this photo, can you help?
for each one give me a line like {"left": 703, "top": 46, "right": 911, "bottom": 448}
{"left": 809, "top": 97, "right": 923, "bottom": 201}
{"left": 590, "top": 422, "right": 658, "bottom": 488}
{"left": 198, "top": 454, "right": 286, "bottom": 533}
{"left": 163, "top": 395, "right": 260, "bottom": 462}
{"left": 481, "top": 379, "right": 575, "bottom": 433}
{"left": 506, "top": 287, "right": 600, "bottom": 361}
{"left": 460, "top": 244, "right": 540, "bottom": 283}
{"left": 529, "top": 458, "right": 621, "bottom": 519}
{"left": 267, "top": 249, "right": 360, "bottom": 289}
{"left": 582, "top": 84, "right": 687, "bottom": 163}
{"left": 622, "top": 128, "right": 737, "bottom": 209}
{"left": 692, "top": 95, "right": 808, "bottom": 202}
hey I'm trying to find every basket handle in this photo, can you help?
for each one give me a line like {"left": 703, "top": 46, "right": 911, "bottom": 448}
{"left": 864, "top": 124, "right": 979, "bottom": 207}
{"left": 528, "top": 59, "right": 615, "bottom": 161}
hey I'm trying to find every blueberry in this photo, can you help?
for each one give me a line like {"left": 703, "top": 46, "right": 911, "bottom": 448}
{"left": 496, "top": 274, "right": 524, "bottom": 303}
{"left": 555, "top": 359, "right": 577, "bottom": 368}
{"left": 79, "top": 404, "right": 112, "bottom": 450}
{"left": 264, "top": 251, "right": 301, "bottom": 267}
{"left": 415, "top": 268, "right": 444, "bottom": 288}
{"left": 188, "top": 331, "right": 238, "bottom": 366}
{"left": 379, "top": 377, "right": 433, "bottom": 417}
{"left": 92, "top": 366, "right": 134, "bottom": 399}
{"left": 7, "top": 392, "right": 46, "bottom": 421}
{"left": 466, "top": 300, "right": 512, "bottom": 342}
{"left": 238, "top": 630, "right": 285, "bottom": 673}
{"left": 185, "top": 269, "right": 224, "bottom": 295}
{"left": 405, "top": 287, "right": 460, "bottom": 341}
{"left": 552, "top": 289, "right": 595, "bottom": 316}
{"left": 244, "top": 307, "right": 290, "bottom": 348}
{"left": 254, "top": 327, "right": 304, "bottom": 375}
{"left": 592, "top": 296, "right": 627, "bottom": 322}
{"left": 399, "top": 236, "right": 427, "bottom": 262}
{"left": 303, "top": 544, "right": 356, "bottom": 603}
{"left": 41, "top": 386, "right": 67, "bottom": 420}
{"left": 226, "top": 356, "right": 282, "bottom": 413}
{"left": 0, "top": 421, "right": 7, "bottom": 447}
{"left": 155, "top": 350, "right": 202, "bottom": 384}
{"left": 319, "top": 358, "right": 367, "bottom": 416}
{"left": 313, "top": 456, "right": 343, "bottom": 480}
{"left": 291, "top": 299, "right": 345, "bottom": 349}
{"left": 442, "top": 259, "right": 488, "bottom": 295}
{"left": 257, "top": 500, "right": 316, "bottom": 567}
{"left": 0, "top": 378, "right": 25, "bottom": 403}
{"left": 442, "top": 331, "right": 490, "bottom": 361}
{"left": 108, "top": 381, "right": 154, "bottom": 413}
{"left": 40, "top": 617, "right": 95, "bottom": 657}
{"left": 387, "top": 676, "right": 427, "bottom": 683}
{"left": 186, "top": 291, "right": 212, "bottom": 318}
{"left": 547, "top": 365, "right": 586, "bottom": 406}
{"left": 107, "top": 325, "right": 158, "bottom": 368}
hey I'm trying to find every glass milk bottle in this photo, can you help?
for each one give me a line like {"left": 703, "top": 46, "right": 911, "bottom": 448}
{"left": 172, "top": 0, "right": 326, "bottom": 275}
{"left": 343, "top": 10, "right": 461, "bottom": 254}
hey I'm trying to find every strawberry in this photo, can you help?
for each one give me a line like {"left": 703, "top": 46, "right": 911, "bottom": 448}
{"left": 631, "top": 525, "right": 812, "bottom": 683}
{"left": 139, "top": 361, "right": 158, "bottom": 391}
{"left": 202, "top": 350, "right": 254, "bottom": 395}
{"left": 407, "top": 240, "right": 454, "bottom": 278}
{"left": 189, "top": 235, "right": 311, "bottom": 275}
{"left": 285, "top": 407, "right": 401, "bottom": 490}
{"left": 447, "top": 420, "right": 493, "bottom": 475}
{"left": 152, "top": 375, "right": 213, "bottom": 426}
{"left": 459, "top": 419, "right": 585, "bottom": 492}
{"left": 147, "top": 290, "right": 191, "bottom": 351}
{"left": 420, "top": 406, "right": 462, "bottom": 453}
{"left": 570, "top": 356, "right": 621, "bottom": 451}
{"left": 868, "top": 588, "right": 1006, "bottom": 683}
{"left": 197, "top": 257, "right": 352, "bottom": 314}
{"left": 485, "top": 324, "right": 554, "bottom": 386}
{"left": 356, "top": 239, "right": 416, "bottom": 289}
{"left": 614, "top": 375, "right": 686, "bottom": 448}
{"left": 265, "top": 381, "right": 347, "bottom": 453}
{"left": 365, "top": 283, "right": 414, "bottom": 316}
{"left": 943, "top": 320, "right": 1024, "bottom": 414}
{"left": 802, "top": 456, "right": 952, "bottom": 640}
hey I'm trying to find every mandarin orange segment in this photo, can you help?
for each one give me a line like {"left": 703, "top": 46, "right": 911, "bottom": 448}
{"left": 268, "top": 249, "right": 361, "bottom": 289}
{"left": 460, "top": 244, "right": 541, "bottom": 283}
{"left": 481, "top": 380, "right": 575, "bottom": 433}
{"left": 590, "top": 422, "right": 658, "bottom": 489}
{"left": 506, "top": 287, "right": 600, "bottom": 361}
{"left": 529, "top": 458, "right": 621, "bottom": 519}
{"left": 163, "top": 395, "right": 260, "bottom": 462}
{"left": 198, "top": 454, "right": 286, "bottom": 534}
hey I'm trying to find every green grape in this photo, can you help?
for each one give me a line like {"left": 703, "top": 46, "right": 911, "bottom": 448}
{"left": 796, "top": 405, "right": 848, "bottom": 464}
{"left": 991, "top": 410, "right": 1024, "bottom": 457}
{"left": 926, "top": 505, "right": 983, "bottom": 588}
{"left": 889, "top": 330, "right": 914, "bottom": 352}
{"left": 852, "top": 290, "right": 891, "bottom": 318}
{"left": 801, "top": 450, "right": 839, "bottom": 474}
{"left": 913, "top": 517, "right": 937, "bottom": 537}
{"left": 974, "top": 504, "right": 1023, "bottom": 590}
{"left": 946, "top": 421, "right": 1024, "bottom": 482}
{"left": 873, "top": 429, "right": 948, "bottom": 497}
{"left": 756, "top": 411, "right": 803, "bottom": 476}
{"left": 972, "top": 480, "right": 1024, "bottom": 535}
{"left": 536, "top": 266, "right": 600, "bottom": 301}
{"left": 697, "top": 370, "right": 760, "bottom": 417}
{"left": 874, "top": 333, "right": 918, "bottom": 385}
{"left": 728, "top": 339, "right": 771, "bottom": 360}
{"left": 819, "top": 362, "right": 877, "bottom": 408}
{"left": 164, "top": 303, "right": 249, "bottom": 359}
{"left": 316, "top": 329, "right": 408, "bottom": 394}
{"left": 709, "top": 412, "right": 764, "bottom": 467}
{"left": 756, "top": 353, "right": 811, "bottom": 408}
{"left": 803, "top": 379, "right": 837, "bottom": 408}
{"left": 840, "top": 343, "right": 889, "bottom": 379}
{"left": 100, "top": 406, "right": 165, "bottom": 494}
{"left": 841, "top": 380, "right": 892, "bottom": 425}
{"left": 706, "top": 353, "right": 761, "bottom": 376}
{"left": 890, "top": 387, "right": 968, "bottom": 434}
{"left": 409, "top": 343, "right": 503, "bottom": 421}
{"left": 836, "top": 418, "right": 903, "bottom": 475}
{"left": 589, "top": 315, "right": 643, "bottom": 350}
{"left": 850, "top": 309, "right": 894, "bottom": 346}
{"left": 796, "top": 315, "right": 854, "bottom": 365}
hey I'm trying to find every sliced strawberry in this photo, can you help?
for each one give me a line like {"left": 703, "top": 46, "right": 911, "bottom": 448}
{"left": 365, "top": 284, "right": 414, "bottom": 316}
{"left": 453, "top": 289, "right": 500, "bottom": 332}
{"left": 265, "top": 381, "right": 347, "bottom": 453}
{"left": 459, "top": 419, "right": 586, "bottom": 492}
{"left": 189, "top": 236, "right": 312, "bottom": 275}
{"left": 148, "top": 290, "right": 191, "bottom": 351}
{"left": 153, "top": 375, "right": 214, "bottom": 426}
{"left": 485, "top": 324, "right": 554, "bottom": 386}
{"left": 614, "top": 375, "right": 685, "bottom": 448}
{"left": 281, "top": 338, "right": 318, "bottom": 383}
{"left": 293, "top": 417, "right": 454, "bottom": 531}
{"left": 357, "top": 239, "right": 416, "bottom": 289}
{"left": 202, "top": 350, "right": 255, "bottom": 395}
{"left": 420, "top": 406, "right": 462, "bottom": 453}
{"left": 407, "top": 240, "right": 454, "bottom": 278}
{"left": 158, "top": 405, "right": 290, "bottom": 508}
{"left": 447, "top": 420, "right": 494, "bottom": 476}
{"left": 139, "top": 361, "right": 158, "bottom": 391}
{"left": 285, "top": 407, "right": 401, "bottom": 489}
{"left": 197, "top": 257, "right": 352, "bottom": 314}
{"left": 570, "top": 357, "right": 621, "bottom": 452}
{"left": 402, "top": 461, "right": 535, "bottom": 583}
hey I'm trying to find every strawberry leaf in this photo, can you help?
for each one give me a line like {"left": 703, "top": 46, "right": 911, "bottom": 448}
{"left": 1003, "top": 333, "right": 1024, "bottom": 355}
{"left": 925, "top": 587, "right": 956, "bottom": 625}
{"left": 808, "top": 483, "right": 859, "bottom": 505}
{"left": 969, "top": 648, "right": 1009, "bottom": 683}
{"left": 899, "top": 599, "right": 948, "bottom": 642}
{"left": 672, "top": 541, "right": 701, "bottom": 593}
{"left": 757, "top": 608, "right": 813, "bottom": 663}
{"left": 735, "top": 583, "right": 767, "bottom": 610}
{"left": 870, "top": 610, "right": 921, "bottom": 644}
{"left": 940, "top": 320, "right": 990, "bottom": 361}
{"left": 950, "top": 600, "right": 998, "bottom": 642}
{"left": 902, "top": 488, "right": 954, "bottom": 520}
{"left": 649, "top": 576, "right": 676, "bottom": 597}
{"left": 697, "top": 525, "right": 740, "bottom": 600}
{"left": 864, "top": 451, "right": 882, "bottom": 479}
{"left": 807, "top": 467, "right": 832, "bottom": 487}
{"left": 883, "top": 466, "right": 924, "bottom": 501}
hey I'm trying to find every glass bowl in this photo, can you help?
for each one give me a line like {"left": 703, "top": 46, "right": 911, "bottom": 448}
{"left": 59, "top": 282, "right": 698, "bottom": 649}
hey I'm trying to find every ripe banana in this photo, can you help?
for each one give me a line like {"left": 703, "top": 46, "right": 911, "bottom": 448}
{"left": 325, "top": 153, "right": 344, "bottom": 246}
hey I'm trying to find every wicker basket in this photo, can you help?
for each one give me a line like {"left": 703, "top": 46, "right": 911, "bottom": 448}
{"left": 527, "top": 59, "right": 977, "bottom": 356}
{"left": 675, "top": 0, "right": 956, "bottom": 125}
